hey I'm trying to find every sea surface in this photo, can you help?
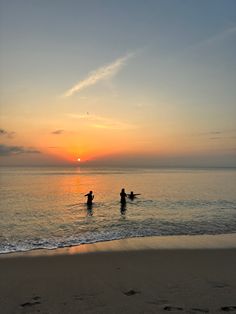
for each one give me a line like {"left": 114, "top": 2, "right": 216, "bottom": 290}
{"left": 0, "top": 167, "right": 236, "bottom": 254}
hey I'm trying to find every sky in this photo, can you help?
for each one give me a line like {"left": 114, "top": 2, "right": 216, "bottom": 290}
{"left": 0, "top": 0, "right": 236, "bottom": 167}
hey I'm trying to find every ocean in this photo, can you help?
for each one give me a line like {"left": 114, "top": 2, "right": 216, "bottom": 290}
{"left": 0, "top": 167, "right": 236, "bottom": 254}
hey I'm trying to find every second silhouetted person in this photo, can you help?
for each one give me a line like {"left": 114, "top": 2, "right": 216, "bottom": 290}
{"left": 120, "top": 188, "right": 127, "bottom": 204}
{"left": 85, "top": 191, "right": 94, "bottom": 205}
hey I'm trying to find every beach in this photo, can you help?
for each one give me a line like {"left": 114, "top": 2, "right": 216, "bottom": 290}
{"left": 1, "top": 0, "right": 236, "bottom": 312}
{"left": 1, "top": 235, "right": 236, "bottom": 314}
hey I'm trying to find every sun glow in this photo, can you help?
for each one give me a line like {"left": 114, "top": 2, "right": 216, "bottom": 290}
{"left": 77, "top": 158, "right": 81, "bottom": 162}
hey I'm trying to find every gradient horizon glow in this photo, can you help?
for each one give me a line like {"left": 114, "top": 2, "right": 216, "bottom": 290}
{"left": 0, "top": 0, "right": 236, "bottom": 167}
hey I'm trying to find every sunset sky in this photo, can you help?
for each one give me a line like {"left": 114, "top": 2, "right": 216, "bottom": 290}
{"left": 0, "top": 0, "right": 236, "bottom": 167}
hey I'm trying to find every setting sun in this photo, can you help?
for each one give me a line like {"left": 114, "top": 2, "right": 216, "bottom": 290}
{"left": 77, "top": 158, "right": 81, "bottom": 162}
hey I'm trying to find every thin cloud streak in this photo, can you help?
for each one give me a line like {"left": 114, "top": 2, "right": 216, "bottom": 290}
{"left": 67, "top": 113, "right": 136, "bottom": 130}
{"left": 63, "top": 53, "right": 134, "bottom": 97}
{"left": 51, "top": 129, "right": 65, "bottom": 135}
{"left": 202, "top": 25, "right": 236, "bottom": 45}
{"left": 193, "top": 129, "right": 236, "bottom": 137}
{"left": 0, "top": 128, "right": 15, "bottom": 138}
{"left": 0, "top": 144, "right": 40, "bottom": 156}
{"left": 189, "top": 25, "right": 236, "bottom": 51}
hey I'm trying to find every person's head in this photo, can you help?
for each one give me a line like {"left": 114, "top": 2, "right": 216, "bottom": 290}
{"left": 90, "top": 191, "right": 93, "bottom": 194}
{"left": 121, "top": 188, "right": 125, "bottom": 192}
{"left": 130, "top": 191, "right": 134, "bottom": 195}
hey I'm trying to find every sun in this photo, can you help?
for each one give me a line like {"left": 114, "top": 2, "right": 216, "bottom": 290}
{"left": 77, "top": 158, "right": 81, "bottom": 162}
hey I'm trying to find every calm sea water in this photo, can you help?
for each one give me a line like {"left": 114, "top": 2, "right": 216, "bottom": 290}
{"left": 0, "top": 167, "right": 236, "bottom": 254}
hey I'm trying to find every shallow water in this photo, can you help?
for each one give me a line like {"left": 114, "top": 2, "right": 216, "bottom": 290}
{"left": 0, "top": 167, "right": 236, "bottom": 253}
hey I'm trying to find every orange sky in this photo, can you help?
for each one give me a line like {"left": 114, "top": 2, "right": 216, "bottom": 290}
{"left": 1, "top": 1, "right": 236, "bottom": 167}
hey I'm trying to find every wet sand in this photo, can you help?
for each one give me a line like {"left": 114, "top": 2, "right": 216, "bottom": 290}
{"left": 1, "top": 235, "right": 236, "bottom": 314}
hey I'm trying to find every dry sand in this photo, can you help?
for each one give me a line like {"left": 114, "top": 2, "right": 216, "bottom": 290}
{"left": 1, "top": 236, "right": 236, "bottom": 314}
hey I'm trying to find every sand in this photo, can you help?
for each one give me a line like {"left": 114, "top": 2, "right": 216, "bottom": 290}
{"left": 1, "top": 235, "right": 236, "bottom": 314}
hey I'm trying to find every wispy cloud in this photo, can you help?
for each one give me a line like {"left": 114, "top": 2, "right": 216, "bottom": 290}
{"left": 63, "top": 53, "right": 134, "bottom": 97}
{"left": 0, "top": 144, "right": 40, "bottom": 156}
{"left": 191, "top": 130, "right": 221, "bottom": 137}
{"left": 0, "top": 128, "right": 15, "bottom": 138}
{"left": 51, "top": 129, "right": 65, "bottom": 135}
{"left": 0, "top": 129, "right": 7, "bottom": 135}
{"left": 192, "top": 129, "right": 236, "bottom": 140}
{"left": 68, "top": 113, "right": 136, "bottom": 130}
{"left": 201, "top": 131, "right": 222, "bottom": 136}
{"left": 189, "top": 25, "right": 236, "bottom": 51}
{"left": 201, "top": 25, "right": 236, "bottom": 45}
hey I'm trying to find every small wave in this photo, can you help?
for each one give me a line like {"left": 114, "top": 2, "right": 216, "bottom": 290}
{"left": 1, "top": 225, "right": 236, "bottom": 255}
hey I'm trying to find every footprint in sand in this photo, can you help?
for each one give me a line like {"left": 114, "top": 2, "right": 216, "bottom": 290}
{"left": 163, "top": 305, "right": 183, "bottom": 311}
{"left": 221, "top": 306, "right": 236, "bottom": 312}
{"left": 123, "top": 289, "right": 140, "bottom": 296}
{"left": 208, "top": 281, "right": 230, "bottom": 289}
{"left": 20, "top": 296, "right": 41, "bottom": 307}
{"left": 190, "top": 308, "right": 209, "bottom": 313}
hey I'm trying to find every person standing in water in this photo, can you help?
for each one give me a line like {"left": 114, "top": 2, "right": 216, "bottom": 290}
{"left": 120, "top": 188, "right": 127, "bottom": 204}
{"left": 84, "top": 191, "right": 94, "bottom": 205}
{"left": 127, "top": 191, "right": 141, "bottom": 200}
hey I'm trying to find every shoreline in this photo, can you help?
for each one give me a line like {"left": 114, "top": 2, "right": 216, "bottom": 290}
{"left": 1, "top": 233, "right": 236, "bottom": 259}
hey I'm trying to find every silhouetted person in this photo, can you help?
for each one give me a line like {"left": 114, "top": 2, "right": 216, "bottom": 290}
{"left": 127, "top": 191, "right": 141, "bottom": 200}
{"left": 86, "top": 203, "right": 93, "bottom": 216}
{"left": 84, "top": 191, "right": 94, "bottom": 205}
{"left": 120, "top": 202, "right": 127, "bottom": 216}
{"left": 120, "top": 188, "right": 127, "bottom": 204}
